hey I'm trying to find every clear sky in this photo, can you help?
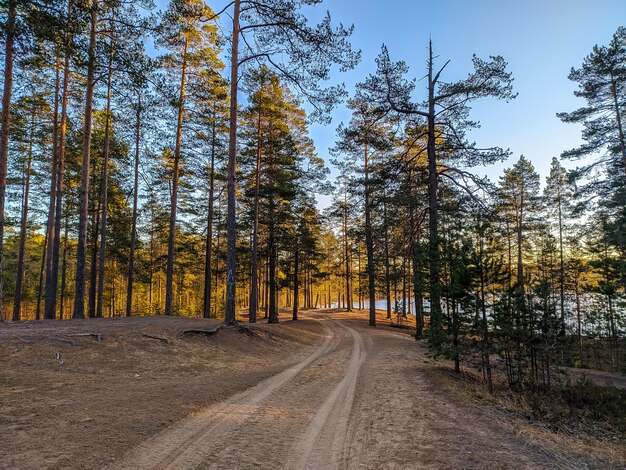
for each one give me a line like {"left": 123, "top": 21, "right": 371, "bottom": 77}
{"left": 154, "top": 0, "right": 626, "bottom": 204}
{"left": 299, "top": 0, "right": 626, "bottom": 204}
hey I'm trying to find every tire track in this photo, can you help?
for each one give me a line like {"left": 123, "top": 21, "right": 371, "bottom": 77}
{"left": 111, "top": 318, "right": 336, "bottom": 470}
{"left": 286, "top": 319, "right": 367, "bottom": 470}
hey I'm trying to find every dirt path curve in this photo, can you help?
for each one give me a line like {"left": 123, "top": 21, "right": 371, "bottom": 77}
{"left": 111, "top": 315, "right": 340, "bottom": 469}
{"left": 112, "top": 312, "right": 601, "bottom": 470}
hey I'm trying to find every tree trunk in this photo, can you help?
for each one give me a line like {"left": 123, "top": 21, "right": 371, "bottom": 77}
{"left": 13, "top": 105, "right": 35, "bottom": 321}
{"left": 0, "top": 0, "right": 17, "bottom": 321}
{"left": 203, "top": 116, "right": 217, "bottom": 319}
{"left": 412, "top": 245, "right": 424, "bottom": 336}
{"left": 36, "top": 229, "right": 49, "bottom": 321}
{"left": 264, "top": 258, "right": 269, "bottom": 319}
{"left": 517, "top": 191, "right": 525, "bottom": 327}
{"left": 73, "top": 0, "right": 98, "bottom": 319}
{"left": 165, "top": 36, "right": 188, "bottom": 316}
{"left": 96, "top": 32, "right": 115, "bottom": 319}
{"left": 268, "top": 198, "right": 278, "bottom": 323}
{"left": 148, "top": 192, "right": 155, "bottom": 310}
{"left": 610, "top": 81, "right": 626, "bottom": 177}
{"left": 402, "top": 255, "right": 407, "bottom": 316}
{"left": 357, "top": 243, "right": 362, "bottom": 310}
{"left": 558, "top": 190, "right": 565, "bottom": 336}
{"left": 364, "top": 142, "right": 376, "bottom": 327}
{"left": 343, "top": 185, "right": 352, "bottom": 312}
{"left": 383, "top": 196, "right": 392, "bottom": 320}
{"left": 88, "top": 197, "right": 101, "bottom": 319}
{"left": 479, "top": 225, "right": 493, "bottom": 394}
{"left": 427, "top": 41, "right": 442, "bottom": 344}
{"left": 44, "top": 60, "right": 61, "bottom": 319}
{"left": 214, "top": 192, "right": 222, "bottom": 318}
{"left": 225, "top": 0, "right": 241, "bottom": 325}
{"left": 59, "top": 211, "right": 69, "bottom": 319}
{"left": 249, "top": 96, "right": 263, "bottom": 323}
{"left": 126, "top": 94, "right": 141, "bottom": 317}
{"left": 292, "top": 241, "right": 299, "bottom": 321}
{"left": 575, "top": 278, "right": 583, "bottom": 363}
{"left": 47, "top": 0, "right": 73, "bottom": 321}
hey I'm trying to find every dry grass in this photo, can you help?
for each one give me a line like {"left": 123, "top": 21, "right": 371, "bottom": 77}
{"left": 431, "top": 365, "right": 626, "bottom": 469}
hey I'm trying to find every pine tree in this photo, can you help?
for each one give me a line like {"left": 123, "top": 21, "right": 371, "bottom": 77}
{"left": 559, "top": 27, "right": 626, "bottom": 178}
{"left": 544, "top": 157, "right": 574, "bottom": 335}
{"left": 157, "top": 0, "right": 221, "bottom": 316}
{"left": 221, "top": 0, "right": 359, "bottom": 324}
{"left": 362, "top": 41, "right": 515, "bottom": 345}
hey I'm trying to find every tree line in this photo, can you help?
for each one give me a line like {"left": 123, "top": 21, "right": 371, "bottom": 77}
{"left": 325, "top": 29, "right": 626, "bottom": 388}
{"left": 0, "top": 0, "right": 358, "bottom": 324}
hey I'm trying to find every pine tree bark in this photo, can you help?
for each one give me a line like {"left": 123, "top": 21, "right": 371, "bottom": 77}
{"left": 478, "top": 223, "right": 493, "bottom": 394}
{"left": 203, "top": 116, "right": 217, "bottom": 319}
{"left": 225, "top": 0, "right": 241, "bottom": 325}
{"left": 96, "top": 31, "right": 115, "bottom": 319}
{"left": 59, "top": 212, "right": 69, "bottom": 319}
{"left": 0, "top": 0, "right": 17, "bottom": 321}
{"left": 383, "top": 196, "right": 392, "bottom": 320}
{"left": 343, "top": 184, "right": 352, "bottom": 312}
{"left": 557, "top": 188, "right": 565, "bottom": 336}
{"left": 44, "top": 61, "right": 61, "bottom": 319}
{"left": 13, "top": 106, "right": 35, "bottom": 321}
{"left": 292, "top": 241, "right": 299, "bottom": 321}
{"left": 214, "top": 193, "right": 222, "bottom": 318}
{"left": 264, "top": 257, "right": 269, "bottom": 319}
{"left": 249, "top": 98, "right": 262, "bottom": 323}
{"left": 126, "top": 94, "right": 141, "bottom": 317}
{"left": 517, "top": 189, "right": 525, "bottom": 327}
{"left": 610, "top": 81, "right": 626, "bottom": 176}
{"left": 73, "top": 0, "right": 99, "bottom": 319}
{"left": 268, "top": 198, "right": 278, "bottom": 323}
{"left": 364, "top": 142, "right": 376, "bottom": 327}
{"left": 412, "top": 245, "right": 424, "bottom": 336}
{"left": 88, "top": 197, "right": 101, "bottom": 319}
{"left": 426, "top": 41, "right": 442, "bottom": 344}
{"left": 165, "top": 36, "right": 189, "bottom": 316}
{"left": 36, "top": 229, "right": 49, "bottom": 321}
{"left": 46, "top": 0, "right": 73, "bottom": 320}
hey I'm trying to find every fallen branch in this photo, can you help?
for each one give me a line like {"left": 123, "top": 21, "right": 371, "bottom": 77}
{"left": 67, "top": 333, "right": 103, "bottom": 342}
{"left": 182, "top": 324, "right": 225, "bottom": 336}
{"left": 140, "top": 332, "right": 169, "bottom": 343}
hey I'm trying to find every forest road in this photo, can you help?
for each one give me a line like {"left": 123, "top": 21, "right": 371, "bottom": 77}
{"left": 111, "top": 312, "right": 578, "bottom": 470}
{"left": 112, "top": 313, "right": 365, "bottom": 470}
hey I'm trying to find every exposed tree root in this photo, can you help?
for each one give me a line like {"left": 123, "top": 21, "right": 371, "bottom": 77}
{"left": 182, "top": 324, "right": 226, "bottom": 336}
{"left": 231, "top": 324, "right": 261, "bottom": 337}
{"left": 181, "top": 323, "right": 264, "bottom": 338}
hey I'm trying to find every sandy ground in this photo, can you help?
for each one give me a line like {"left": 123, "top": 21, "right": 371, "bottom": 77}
{"left": 1, "top": 310, "right": 624, "bottom": 469}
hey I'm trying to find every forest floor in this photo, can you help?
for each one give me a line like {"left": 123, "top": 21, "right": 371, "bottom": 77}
{"left": 1, "top": 309, "right": 624, "bottom": 469}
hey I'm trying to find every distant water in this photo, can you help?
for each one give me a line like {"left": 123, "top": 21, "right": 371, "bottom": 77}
{"left": 330, "top": 298, "right": 430, "bottom": 314}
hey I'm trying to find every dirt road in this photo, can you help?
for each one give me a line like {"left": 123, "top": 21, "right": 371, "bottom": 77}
{"left": 111, "top": 312, "right": 603, "bottom": 470}
{"left": 3, "top": 310, "right": 620, "bottom": 469}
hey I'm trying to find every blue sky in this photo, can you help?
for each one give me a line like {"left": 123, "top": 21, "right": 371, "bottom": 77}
{"left": 154, "top": 0, "right": 626, "bottom": 203}
{"left": 302, "top": 0, "right": 626, "bottom": 193}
